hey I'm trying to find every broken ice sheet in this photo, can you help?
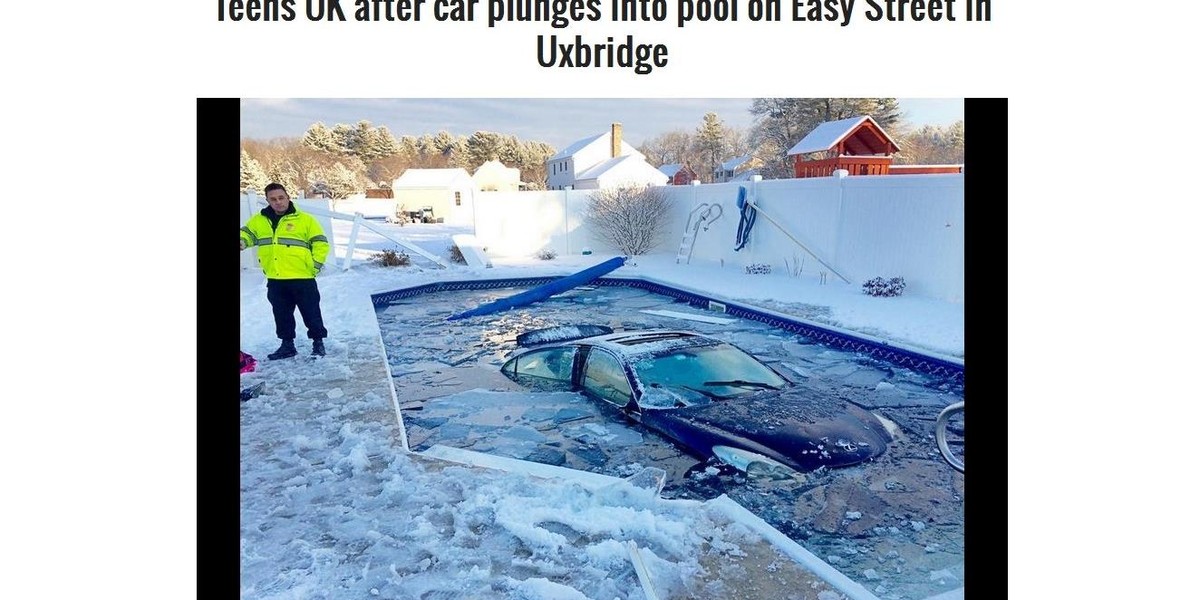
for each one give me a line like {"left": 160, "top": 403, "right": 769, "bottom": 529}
{"left": 562, "top": 421, "right": 644, "bottom": 447}
{"left": 840, "top": 365, "right": 891, "bottom": 388}
{"left": 417, "top": 389, "right": 576, "bottom": 424}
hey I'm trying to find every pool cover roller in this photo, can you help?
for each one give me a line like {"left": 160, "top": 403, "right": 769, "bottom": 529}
{"left": 446, "top": 256, "right": 627, "bottom": 321}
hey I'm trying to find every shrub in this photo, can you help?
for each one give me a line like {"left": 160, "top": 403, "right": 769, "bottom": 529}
{"left": 535, "top": 248, "right": 557, "bottom": 260}
{"left": 862, "top": 276, "right": 906, "bottom": 297}
{"left": 784, "top": 254, "right": 804, "bottom": 277}
{"left": 745, "top": 263, "right": 772, "bottom": 275}
{"left": 448, "top": 244, "right": 467, "bottom": 265}
{"left": 371, "top": 248, "right": 411, "bottom": 267}
{"left": 584, "top": 185, "right": 674, "bottom": 255}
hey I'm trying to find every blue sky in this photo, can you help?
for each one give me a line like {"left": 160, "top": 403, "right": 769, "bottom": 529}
{"left": 240, "top": 98, "right": 963, "bottom": 149}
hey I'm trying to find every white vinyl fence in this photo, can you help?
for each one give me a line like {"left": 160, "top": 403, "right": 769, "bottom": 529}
{"left": 239, "top": 172, "right": 964, "bottom": 301}
{"left": 470, "top": 172, "right": 964, "bottom": 301}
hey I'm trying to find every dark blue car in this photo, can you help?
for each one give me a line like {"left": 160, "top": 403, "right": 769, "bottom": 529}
{"left": 500, "top": 327, "right": 896, "bottom": 476}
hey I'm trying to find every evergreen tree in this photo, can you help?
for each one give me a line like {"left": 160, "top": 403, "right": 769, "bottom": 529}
{"left": 330, "top": 123, "right": 359, "bottom": 156}
{"left": 466, "top": 131, "right": 507, "bottom": 167}
{"left": 361, "top": 125, "right": 401, "bottom": 163}
{"left": 240, "top": 149, "right": 269, "bottom": 194}
{"left": 517, "top": 140, "right": 555, "bottom": 188}
{"left": 302, "top": 123, "right": 339, "bottom": 154}
{"left": 264, "top": 161, "right": 301, "bottom": 198}
{"left": 316, "top": 162, "right": 365, "bottom": 199}
{"left": 694, "top": 113, "right": 728, "bottom": 182}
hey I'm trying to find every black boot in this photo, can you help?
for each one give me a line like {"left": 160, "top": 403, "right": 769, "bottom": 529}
{"left": 268, "top": 339, "right": 298, "bottom": 360}
{"left": 311, "top": 339, "right": 326, "bottom": 357}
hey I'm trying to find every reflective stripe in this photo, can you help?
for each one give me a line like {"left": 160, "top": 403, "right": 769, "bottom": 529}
{"left": 310, "top": 235, "right": 328, "bottom": 243}
{"left": 276, "top": 238, "right": 311, "bottom": 249}
{"left": 254, "top": 237, "right": 312, "bottom": 249}
{"left": 240, "top": 227, "right": 258, "bottom": 244}
{"left": 314, "top": 261, "right": 324, "bottom": 270}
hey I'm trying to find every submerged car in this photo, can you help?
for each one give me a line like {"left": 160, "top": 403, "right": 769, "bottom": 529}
{"left": 500, "top": 326, "right": 896, "bottom": 477}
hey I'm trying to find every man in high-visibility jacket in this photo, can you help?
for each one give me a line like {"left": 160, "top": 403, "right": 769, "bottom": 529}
{"left": 240, "top": 183, "right": 330, "bottom": 359}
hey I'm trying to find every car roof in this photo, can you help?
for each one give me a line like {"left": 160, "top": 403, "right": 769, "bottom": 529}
{"left": 573, "top": 329, "right": 723, "bottom": 359}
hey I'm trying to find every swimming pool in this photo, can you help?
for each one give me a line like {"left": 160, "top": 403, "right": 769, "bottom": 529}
{"left": 375, "top": 278, "right": 965, "bottom": 600}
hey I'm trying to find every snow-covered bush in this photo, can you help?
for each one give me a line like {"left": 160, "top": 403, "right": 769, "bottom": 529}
{"left": 447, "top": 244, "right": 467, "bottom": 265}
{"left": 862, "top": 276, "right": 906, "bottom": 297}
{"left": 371, "top": 248, "right": 410, "bottom": 267}
{"left": 536, "top": 248, "right": 557, "bottom": 260}
{"left": 584, "top": 185, "right": 674, "bottom": 255}
{"left": 745, "top": 263, "right": 772, "bottom": 275}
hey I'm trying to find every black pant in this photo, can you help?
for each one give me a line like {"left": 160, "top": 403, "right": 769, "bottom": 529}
{"left": 266, "top": 278, "right": 328, "bottom": 341}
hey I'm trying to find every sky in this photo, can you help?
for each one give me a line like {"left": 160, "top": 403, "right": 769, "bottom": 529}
{"left": 239, "top": 217, "right": 966, "bottom": 600}
{"left": 239, "top": 98, "right": 964, "bottom": 148}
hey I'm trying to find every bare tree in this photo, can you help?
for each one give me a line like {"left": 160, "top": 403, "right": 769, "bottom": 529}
{"left": 585, "top": 185, "right": 675, "bottom": 255}
{"left": 895, "top": 121, "right": 964, "bottom": 165}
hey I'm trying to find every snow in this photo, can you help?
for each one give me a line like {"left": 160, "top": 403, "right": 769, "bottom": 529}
{"left": 239, "top": 219, "right": 964, "bottom": 600}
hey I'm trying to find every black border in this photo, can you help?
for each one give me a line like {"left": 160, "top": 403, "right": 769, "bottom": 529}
{"left": 963, "top": 97, "right": 1008, "bottom": 597}
{"left": 196, "top": 98, "right": 242, "bottom": 598}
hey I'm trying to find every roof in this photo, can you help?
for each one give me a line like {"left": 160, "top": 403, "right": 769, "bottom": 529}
{"left": 721, "top": 155, "right": 752, "bottom": 171}
{"left": 475, "top": 159, "right": 516, "bottom": 170}
{"left": 659, "top": 164, "right": 685, "bottom": 177}
{"left": 575, "top": 154, "right": 665, "bottom": 182}
{"left": 729, "top": 169, "right": 759, "bottom": 182}
{"left": 786, "top": 116, "right": 900, "bottom": 156}
{"left": 473, "top": 159, "right": 520, "bottom": 175}
{"left": 550, "top": 133, "right": 605, "bottom": 160}
{"left": 394, "top": 168, "right": 472, "bottom": 187}
{"left": 549, "top": 131, "right": 644, "bottom": 161}
{"left": 526, "top": 329, "right": 720, "bottom": 361}
{"left": 588, "top": 330, "right": 725, "bottom": 361}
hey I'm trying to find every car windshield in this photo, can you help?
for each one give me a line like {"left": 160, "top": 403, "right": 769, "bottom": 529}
{"left": 631, "top": 342, "right": 787, "bottom": 399}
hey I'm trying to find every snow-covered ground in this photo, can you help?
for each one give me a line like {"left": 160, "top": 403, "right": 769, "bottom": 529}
{"left": 239, "top": 219, "right": 965, "bottom": 600}
{"left": 242, "top": 221, "right": 963, "bottom": 359}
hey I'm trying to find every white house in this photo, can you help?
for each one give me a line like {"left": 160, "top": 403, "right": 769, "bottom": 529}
{"left": 472, "top": 159, "right": 522, "bottom": 192}
{"left": 392, "top": 168, "right": 477, "bottom": 226}
{"left": 546, "top": 123, "right": 667, "bottom": 190}
{"left": 714, "top": 155, "right": 759, "bottom": 183}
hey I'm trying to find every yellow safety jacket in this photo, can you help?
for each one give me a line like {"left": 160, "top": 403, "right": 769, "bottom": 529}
{"left": 240, "top": 204, "right": 330, "bottom": 279}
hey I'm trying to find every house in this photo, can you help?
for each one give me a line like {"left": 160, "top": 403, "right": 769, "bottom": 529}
{"left": 546, "top": 123, "right": 668, "bottom": 190}
{"left": 391, "top": 168, "right": 476, "bottom": 226}
{"left": 658, "top": 163, "right": 699, "bottom": 185}
{"left": 472, "top": 159, "right": 522, "bottom": 192}
{"left": 713, "top": 155, "right": 759, "bottom": 183}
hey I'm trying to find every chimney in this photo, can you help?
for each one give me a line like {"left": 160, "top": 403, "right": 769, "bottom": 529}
{"left": 611, "top": 122, "right": 622, "bottom": 158}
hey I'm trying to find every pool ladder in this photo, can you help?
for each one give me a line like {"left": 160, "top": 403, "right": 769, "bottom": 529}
{"left": 676, "top": 203, "right": 724, "bottom": 264}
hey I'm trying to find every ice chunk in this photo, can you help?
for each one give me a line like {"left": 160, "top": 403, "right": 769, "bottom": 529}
{"left": 623, "top": 467, "right": 667, "bottom": 495}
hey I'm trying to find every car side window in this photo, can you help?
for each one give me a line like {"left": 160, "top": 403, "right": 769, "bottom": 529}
{"left": 582, "top": 350, "right": 633, "bottom": 407}
{"left": 505, "top": 347, "right": 576, "bottom": 382}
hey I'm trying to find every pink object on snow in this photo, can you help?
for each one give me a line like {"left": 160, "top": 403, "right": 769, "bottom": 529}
{"left": 240, "top": 351, "right": 257, "bottom": 374}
